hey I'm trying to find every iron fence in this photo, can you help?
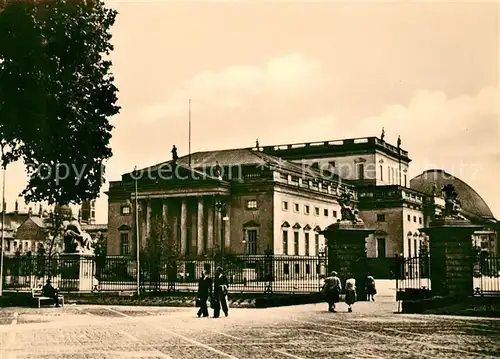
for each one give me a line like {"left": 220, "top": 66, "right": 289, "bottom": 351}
{"left": 473, "top": 255, "right": 500, "bottom": 295}
{"left": 2, "top": 254, "right": 326, "bottom": 294}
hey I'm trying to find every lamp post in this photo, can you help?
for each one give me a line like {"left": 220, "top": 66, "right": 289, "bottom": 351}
{"left": 0, "top": 161, "right": 5, "bottom": 297}
{"left": 215, "top": 199, "right": 228, "bottom": 266}
{"left": 133, "top": 166, "right": 140, "bottom": 297}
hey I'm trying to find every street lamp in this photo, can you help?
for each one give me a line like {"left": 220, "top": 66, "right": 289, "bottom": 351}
{"left": 215, "top": 199, "right": 228, "bottom": 266}
{"left": 0, "top": 165, "right": 5, "bottom": 296}
{"left": 0, "top": 144, "right": 6, "bottom": 297}
{"left": 133, "top": 166, "right": 140, "bottom": 296}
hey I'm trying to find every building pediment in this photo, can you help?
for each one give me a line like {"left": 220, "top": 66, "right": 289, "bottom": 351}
{"left": 292, "top": 222, "right": 301, "bottom": 230}
{"left": 314, "top": 225, "right": 322, "bottom": 232}
{"left": 243, "top": 220, "right": 259, "bottom": 228}
{"left": 303, "top": 224, "right": 312, "bottom": 231}
{"left": 118, "top": 224, "right": 132, "bottom": 231}
{"left": 281, "top": 221, "right": 290, "bottom": 228}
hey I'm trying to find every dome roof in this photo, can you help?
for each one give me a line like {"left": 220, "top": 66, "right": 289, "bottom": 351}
{"left": 410, "top": 169, "right": 494, "bottom": 219}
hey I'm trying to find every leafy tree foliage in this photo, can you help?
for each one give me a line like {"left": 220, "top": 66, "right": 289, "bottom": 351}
{"left": 141, "top": 216, "right": 180, "bottom": 292}
{"left": 0, "top": 0, "right": 119, "bottom": 205}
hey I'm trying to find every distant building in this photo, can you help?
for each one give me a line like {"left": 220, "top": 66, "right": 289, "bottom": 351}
{"left": 105, "top": 136, "right": 498, "bottom": 262}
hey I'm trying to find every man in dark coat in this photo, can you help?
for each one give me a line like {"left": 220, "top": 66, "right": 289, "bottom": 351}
{"left": 42, "top": 279, "right": 61, "bottom": 307}
{"left": 212, "top": 267, "right": 229, "bottom": 318}
{"left": 196, "top": 271, "right": 212, "bottom": 317}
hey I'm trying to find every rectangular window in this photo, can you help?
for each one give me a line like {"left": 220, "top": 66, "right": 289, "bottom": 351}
{"left": 120, "top": 232, "right": 129, "bottom": 256}
{"left": 324, "top": 209, "right": 328, "bottom": 217}
{"left": 377, "top": 237, "right": 386, "bottom": 258}
{"left": 315, "top": 234, "right": 319, "bottom": 255}
{"left": 380, "top": 165, "right": 383, "bottom": 181}
{"left": 295, "top": 263, "right": 300, "bottom": 274}
{"left": 247, "top": 229, "right": 257, "bottom": 255}
{"left": 5, "top": 240, "right": 10, "bottom": 252}
{"left": 408, "top": 214, "right": 411, "bottom": 221}
{"left": 414, "top": 238, "right": 418, "bottom": 258}
{"left": 121, "top": 205, "right": 131, "bottom": 215}
{"left": 419, "top": 217, "right": 422, "bottom": 224}
{"left": 294, "top": 203, "right": 300, "bottom": 213}
{"left": 305, "top": 233, "right": 310, "bottom": 256}
{"left": 282, "top": 201, "right": 288, "bottom": 211}
{"left": 314, "top": 207, "right": 320, "bottom": 216}
{"left": 413, "top": 216, "right": 417, "bottom": 222}
{"left": 404, "top": 174, "right": 407, "bottom": 187}
{"left": 305, "top": 263, "right": 310, "bottom": 275}
{"left": 376, "top": 214, "right": 385, "bottom": 222}
{"left": 358, "top": 163, "right": 365, "bottom": 180}
{"left": 304, "top": 205, "right": 310, "bottom": 215}
{"left": 282, "top": 230, "right": 288, "bottom": 255}
{"left": 294, "top": 232, "right": 299, "bottom": 255}
{"left": 333, "top": 210, "right": 337, "bottom": 218}
{"left": 408, "top": 237, "right": 412, "bottom": 258}
{"left": 284, "top": 263, "right": 290, "bottom": 275}
{"left": 246, "top": 200, "right": 257, "bottom": 209}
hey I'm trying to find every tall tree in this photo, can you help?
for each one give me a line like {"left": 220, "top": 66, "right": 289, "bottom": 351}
{"left": 0, "top": 0, "right": 119, "bottom": 205}
{"left": 141, "top": 216, "right": 179, "bottom": 292}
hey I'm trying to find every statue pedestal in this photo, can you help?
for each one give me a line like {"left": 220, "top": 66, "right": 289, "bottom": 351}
{"left": 420, "top": 217, "right": 481, "bottom": 298}
{"left": 321, "top": 222, "right": 374, "bottom": 301}
{"left": 59, "top": 253, "right": 95, "bottom": 292}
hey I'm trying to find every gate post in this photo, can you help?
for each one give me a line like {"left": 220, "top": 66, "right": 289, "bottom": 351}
{"left": 419, "top": 185, "right": 481, "bottom": 298}
{"left": 321, "top": 222, "right": 374, "bottom": 301}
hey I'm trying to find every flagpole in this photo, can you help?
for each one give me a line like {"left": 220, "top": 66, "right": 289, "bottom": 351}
{"left": 188, "top": 99, "right": 191, "bottom": 167}
{"left": 134, "top": 166, "right": 140, "bottom": 296}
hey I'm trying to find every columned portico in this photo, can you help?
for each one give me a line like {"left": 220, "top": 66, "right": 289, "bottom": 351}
{"left": 197, "top": 197, "right": 204, "bottom": 255}
{"left": 180, "top": 199, "right": 188, "bottom": 255}
{"left": 207, "top": 198, "right": 214, "bottom": 252}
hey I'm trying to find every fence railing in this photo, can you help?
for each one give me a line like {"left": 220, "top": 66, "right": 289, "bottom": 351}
{"left": 395, "top": 255, "right": 431, "bottom": 292}
{"left": 2, "top": 254, "right": 326, "bottom": 294}
{"left": 396, "top": 254, "right": 500, "bottom": 297}
{"left": 474, "top": 255, "right": 500, "bottom": 295}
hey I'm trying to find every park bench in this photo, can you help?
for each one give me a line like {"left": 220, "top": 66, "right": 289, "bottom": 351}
{"left": 31, "top": 288, "right": 64, "bottom": 308}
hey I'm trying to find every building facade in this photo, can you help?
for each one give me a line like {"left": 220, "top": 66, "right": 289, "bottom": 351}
{"left": 106, "top": 136, "right": 499, "bottom": 261}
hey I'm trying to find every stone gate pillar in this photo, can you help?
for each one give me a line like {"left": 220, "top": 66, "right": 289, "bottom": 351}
{"left": 420, "top": 184, "right": 482, "bottom": 298}
{"left": 420, "top": 217, "right": 480, "bottom": 298}
{"left": 321, "top": 222, "right": 374, "bottom": 301}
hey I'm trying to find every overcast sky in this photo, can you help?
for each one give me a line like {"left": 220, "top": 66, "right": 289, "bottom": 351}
{"left": 4, "top": 1, "right": 499, "bottom": 223}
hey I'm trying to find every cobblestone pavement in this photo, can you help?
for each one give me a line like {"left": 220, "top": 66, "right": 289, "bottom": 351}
{"left": 1, "top": 301, "right": 499, "bottom": 359}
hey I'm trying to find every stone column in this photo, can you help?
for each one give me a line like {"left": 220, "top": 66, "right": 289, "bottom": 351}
{"left": 207, "top": 199, "right": 214, "bottom": 252}
{"left": 146, "top": 200, "right": 151, "bottom": 240}
{"left": 224, "top": 205, "right": 230, "bottom": 250}
{"left": 180, "top": 199, "right": 187, "bottom": 255}
{"left": 162, "top": 200, "right": 168, "bottom": 224}
{"left": 420, "top": 218, "right": 480, "bottom": 297}
{"left": 197, "top": 197, "right": 204, "bottom": 256}
{"left": 321, "top": 222, "right": 374, "bottom": 301}
{"left": 140, "top": 200, "right": 147, "bottom": 246}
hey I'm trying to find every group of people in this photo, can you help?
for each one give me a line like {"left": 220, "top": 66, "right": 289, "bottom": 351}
{"left": 196, "top": 267, "right": 230, "bottom": 318}
{"left": 322, "top": 271, "right": 377, "bottom": 312}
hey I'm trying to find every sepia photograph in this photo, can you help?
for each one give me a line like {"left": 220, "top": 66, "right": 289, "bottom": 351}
{"left": 0, "top": 0, "right": 499, "bottom": 358}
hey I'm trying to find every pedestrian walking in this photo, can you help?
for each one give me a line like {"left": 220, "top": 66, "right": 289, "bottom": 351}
{"left": 345, "top": 275, "right": 356, "bottom": 312}
{"left": 322, "top": 271, "right": 341, "bottom": 312}
{"left": 196, "top": 270, "right": 212, "bottom": 318}
{"left": 366, "top": 274, "right": 376, "bottom": 301}
{"left": 212, "top": 267, "right": 229, "bottom": 318}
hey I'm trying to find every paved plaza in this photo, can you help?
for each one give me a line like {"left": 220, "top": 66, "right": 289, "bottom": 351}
{"left": 1, "top": 300, "right": 499, "bottom": 359}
